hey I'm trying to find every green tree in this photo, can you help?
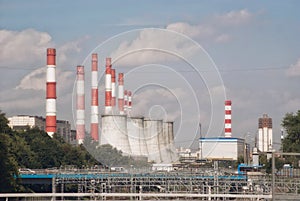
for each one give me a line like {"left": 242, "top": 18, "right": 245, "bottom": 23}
{"left": 0, "top": 133, "right": 19, "bottom": 192}
{"left": 282, "top": 110, "right": 300, "bottom": 167}
{"left": 282, "top": 110, "right": 300, "bottom": 153}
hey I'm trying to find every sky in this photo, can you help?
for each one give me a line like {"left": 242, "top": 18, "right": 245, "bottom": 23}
{"left": 1, "top": 0, "right": 300, "bottom": 150}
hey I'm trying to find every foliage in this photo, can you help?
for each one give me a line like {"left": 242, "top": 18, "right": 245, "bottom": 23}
{"left": 0, "top": 110, "right": 98, "bottom": 192}
{"left": 85, "top": 139, "right": 149, "bottom": 168}
{"left": 281, "top": 110, "right": 300, "bottom": 167}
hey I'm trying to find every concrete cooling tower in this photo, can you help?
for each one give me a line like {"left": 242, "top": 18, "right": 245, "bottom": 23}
{"left": 100, "top": 115, "right": 132, "bottom": 155}
{"left": 166, "top": 121, "right": 178, "bottom": 162}
{"left": 127, "top": 117, "right": 148, "bottom": 157}
{"left": 144, "top": 119, "right": 163, "bottom": 163}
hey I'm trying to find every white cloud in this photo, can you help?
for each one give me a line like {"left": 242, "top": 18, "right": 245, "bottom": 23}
{"left": 216, "top": 9, "right": 253, "bottom": 26}
{"left": 215, "top": 34, "right": 231, "bottom": 43}
{"left": 111, "top": 29, "right": 198, "bottom": 66}
{"left": 16, "top": 67, "right": 73, "bottom": 93}
{"left": 286, "top": 58, "right": 300, "bottom": 77}
{"left": 131, "top": 87, "right": 186, "bottom": 120}
{"left": 166, "top": 22, "right": 214, "bottom": 38}
{"left": 0, "top": 29, "right": 53, "bottom": 67}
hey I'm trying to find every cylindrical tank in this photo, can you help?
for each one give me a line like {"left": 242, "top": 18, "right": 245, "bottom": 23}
{"left": 127, "top": 117, "right": 146, "bottom": 156}
{"left": 100, "top": 115, "right": 131, "bottom": 155}
{"left": 144, "top": 119, "right": 163, "bottom": 163}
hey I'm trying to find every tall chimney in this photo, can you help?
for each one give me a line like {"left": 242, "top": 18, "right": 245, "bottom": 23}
{"left": 118, "top": 73, "right": 124, "bottom": 115}
{"left": 124, "top": 90, "right": 128, "bottom": 114}
{"left": 105, "top": 58, "right": 112, "bottom": 114}
{"left": 224, "top": 100, "right": 232, "bottom": 138}
{"left": 91, "top": 53, "right": 99, "bottom": 141}
{"left": 76, "top": 65, "right": 85, "bottom": 144}
{"left": 46, "top": 48, "right": 56, "bottom": 137}
{"left": 128, "top": 90, "right": 132, "bottom": 112}
{"left": 111, "top": 69, "right": 116, "bottom": 108}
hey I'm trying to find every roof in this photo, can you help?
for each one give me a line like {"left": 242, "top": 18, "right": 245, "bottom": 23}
{"left": 199, "top": 137, "right": 245, "bottom": 142}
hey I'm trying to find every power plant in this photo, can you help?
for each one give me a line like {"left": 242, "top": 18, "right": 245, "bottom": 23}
{"left": 74, "top": 52, "right": 178, "bottom": 163}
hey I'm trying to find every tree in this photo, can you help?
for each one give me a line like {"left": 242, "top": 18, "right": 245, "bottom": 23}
{"left": 282, "top": 110, "right": 300, "bottom": 167}
{"left": 282, "top": 110, "right": 300, "bottom": 153}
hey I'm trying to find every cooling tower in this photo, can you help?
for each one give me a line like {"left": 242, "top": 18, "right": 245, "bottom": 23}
{"left": 144, "top": 119, "right": 163, "bottom": 163}
{"left": 167, "top": 121, "right": 178, "bottom": 162}
{"left": 100, "top": 115, "right": 131, "bottom": 155}
{"left": 160, "top": 122, "right": 172, "bottom": 163}
{"left": 127, "top": 117, "right": 147, "bottom": 156}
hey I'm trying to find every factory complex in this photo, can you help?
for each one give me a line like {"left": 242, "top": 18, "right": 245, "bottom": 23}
{"left": 7, "top": 48, "right": 276, "bottom": 166}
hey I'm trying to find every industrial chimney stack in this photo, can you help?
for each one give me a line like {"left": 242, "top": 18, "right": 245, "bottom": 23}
{"left": 91, "top": 53, "right": 99, "bottom": 141}
{"left": 124, "top": 90, "right": 128, "bottom": 114}
{"left": 76, "top": 65, "right": 85, "bottom": 144}
{"left": 46, "top": 48, "right": 56, "bottom": 137}
{"left": 118, "top": 73, "right": 124, "bottom": 115}
{"left": 105, "top": 58, "right": 112, "bottom": 114}
{"left": 224, "top": 100, "right": 232, "bottom": 138}
{"left": 111, "top": 69, "right": 116, "bottom": 109}
{"left": 128, "top": 90, "right": 132, "bottom": 113}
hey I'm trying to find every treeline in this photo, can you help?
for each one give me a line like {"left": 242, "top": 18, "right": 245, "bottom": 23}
{"left": 0, "top": 111, "right": 98, "bottom": 193}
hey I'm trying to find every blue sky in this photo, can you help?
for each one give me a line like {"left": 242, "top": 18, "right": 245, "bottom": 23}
{"left": 1, "top": 0, "right": 300, "bottom": 149}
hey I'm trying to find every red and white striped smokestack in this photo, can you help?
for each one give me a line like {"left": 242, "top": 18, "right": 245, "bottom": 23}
{"left": 124, "top": 90, "right": 128, "bottom": 113}
{"left": 224, "top": 100, "right": 232, "bottom": 138}
{"left": 91, "top": 53, "right": 99, "bottom": 141}
{"left": 118, "top": 73, "right": 124, "bottom": 115}
{"left": 128, "top": 91, "right": 132, "bottom": 112}
{"left": 105, "top": 58, "right": 112, "bottom": 114}
{"left": 76, "top": 65, "right": 85, "bottom": 144}
{"left": 111, "top": 69, "right": 116, "bottom": 108}
{"left": 46, "top": 48, "right": 56, "bottom": 137}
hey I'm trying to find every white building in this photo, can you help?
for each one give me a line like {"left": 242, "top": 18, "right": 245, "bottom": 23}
{"left": 258, "top": 114, "right": 273, "bottom": 152}
{"left": 8, "top": 115, "right": 73, "bottom": 143}
{"left": 199, "top": 137, "right": 247, "bottom": 161}
{"left": 8, "top": 115, "right": 45, "bottom": 130}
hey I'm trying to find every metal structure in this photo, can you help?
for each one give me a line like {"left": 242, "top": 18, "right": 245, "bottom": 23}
{"left": 272, "top": 152, "right": 300, "bottom": 200}
{"left": 46, "top": 48, "right": 56, "bottom": 137}
{"left": 91, "top": 53, "right": 99, "bottom": 141}
{"left": 76, "top": 65, "right": 85, "bottom": 144}
{"left": 50, "top": 167, "right": 273, "bottom": 200}
{"left": 14, "top": 152, "right": 300, "bottom": 200}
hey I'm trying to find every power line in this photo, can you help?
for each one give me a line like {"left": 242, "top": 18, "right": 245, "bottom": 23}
{"left": 0, "top": 65, "right": 289, "bottom": 72}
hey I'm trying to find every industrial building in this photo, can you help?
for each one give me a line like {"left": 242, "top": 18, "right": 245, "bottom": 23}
{"left": 258, "top": 114, "right": 273, "bottom": 152}
{"left": 199, "top": 137, "right": 247, "bottom": 161}
{"left": 8, "top": 115, "right": 45, "bottom": 131}
{"left": 8, "top": 115, "right": 74, "bottom": 144}
{"left": 198, "top": 100, "right": 250, "bottom": 162}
